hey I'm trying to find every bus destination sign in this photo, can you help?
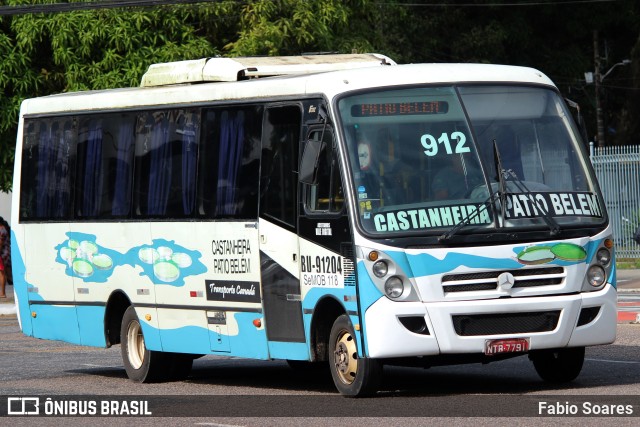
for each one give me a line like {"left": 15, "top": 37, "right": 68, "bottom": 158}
{"left": 351, "top": 100, "right": 448, "bottom": 117}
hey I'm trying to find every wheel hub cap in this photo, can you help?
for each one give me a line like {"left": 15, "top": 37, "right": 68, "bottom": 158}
{"left": 333, "top": 330, "right": 358, "bottom": 384}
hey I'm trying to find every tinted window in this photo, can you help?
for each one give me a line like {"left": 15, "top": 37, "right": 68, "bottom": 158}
{"left": 20, "top": 118, "right": 75, "bottom": 220}
{"left": 75, "top": 114, "right": 136, "bottom": 218}
{"left": 198, "top": 106, "right": 262, "bottom": 218}
{"left": 260, "top": 106, "right": 302, "bottom": 227}
{"left": 305, "top": 128, "right": 344, "bottom": 213}
{"left": 133, "top": 109, "right": 200, "bottom": 218}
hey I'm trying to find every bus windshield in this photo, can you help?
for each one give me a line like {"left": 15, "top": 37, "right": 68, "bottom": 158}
{"left": 337, "top": 85, "right": 605, "bottom": 237}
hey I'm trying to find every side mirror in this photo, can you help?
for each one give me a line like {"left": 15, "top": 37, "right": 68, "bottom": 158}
{"left": 299, "top": 139, "right": 325, "bottom": 185}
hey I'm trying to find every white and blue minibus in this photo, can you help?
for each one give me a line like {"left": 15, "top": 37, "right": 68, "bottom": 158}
{"left": 11, "top": 54, "right": 616, "bottom": 396}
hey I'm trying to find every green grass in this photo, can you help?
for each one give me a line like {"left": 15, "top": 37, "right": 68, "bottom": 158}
{"left": 617, "top": 258, "right": 640, "bottom": 269}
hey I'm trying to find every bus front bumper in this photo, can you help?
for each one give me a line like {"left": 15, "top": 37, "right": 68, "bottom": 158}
{"left": 363, "top": 283, "right": 617, "bottom": 359}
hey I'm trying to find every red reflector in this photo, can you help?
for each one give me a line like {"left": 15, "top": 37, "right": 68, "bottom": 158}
{"left": 190, "top": 291, "right": 197, "bottom": 297}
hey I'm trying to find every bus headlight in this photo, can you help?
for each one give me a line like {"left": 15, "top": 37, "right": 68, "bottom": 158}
{"left": 587, "top": 265, "right": 606, "bottom": 288}
{"left": 358, "top": 246, "right": 420, "bottom": 302}
{"left": 372, "top": 260, "right": 388, "bottom": 278}
{"left": 384, "top": 277, "right": 404, "bottom": 299}
{"left": 595, "top": 248, "right": 611, "bottom": 267}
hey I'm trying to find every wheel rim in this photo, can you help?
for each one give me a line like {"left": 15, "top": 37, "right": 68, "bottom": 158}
{"left": 126, "top": 320, "right": 145, "bottom": 369}
{"left": 333, "top": 329, "right": 358, "bottom": 385}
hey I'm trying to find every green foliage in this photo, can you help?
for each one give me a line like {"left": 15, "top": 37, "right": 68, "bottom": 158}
{"left": 227, "top": 0, "right": 358, "bottom": 56}
{"left": 1, "top": 0, "right": 640, "bottom": 192}
{"left": 10, "top": 7, "right": 218, "bottom": 90}
{"left": 0, "top": 1, "right": 222, "bottom": 191}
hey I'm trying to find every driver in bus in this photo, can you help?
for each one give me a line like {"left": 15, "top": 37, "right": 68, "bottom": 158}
{"left": 355, "top": 136, "right": 380, "bottom": 203}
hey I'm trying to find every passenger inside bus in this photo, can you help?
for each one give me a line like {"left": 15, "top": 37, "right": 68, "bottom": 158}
{"left": 355, "top": 135, "right": 381, "bottom": 205}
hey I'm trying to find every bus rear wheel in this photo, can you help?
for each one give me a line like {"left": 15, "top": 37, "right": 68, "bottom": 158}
{"left": 328, "top": 314, "right": 381, "bottom": 397}
{"left": 530, "top": 346, "right": 585, "bottom": 383}
{"left": 120, "top": 306, "right": 169, "bottom": 382}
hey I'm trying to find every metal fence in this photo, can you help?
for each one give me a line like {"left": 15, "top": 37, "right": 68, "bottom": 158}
{"left": 590, "top": 144, "right": 640, "bottom": 259}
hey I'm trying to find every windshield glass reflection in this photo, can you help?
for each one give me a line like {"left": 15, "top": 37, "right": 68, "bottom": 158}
{"left": 337, "top": 85, "right": 604, "bottom": 236}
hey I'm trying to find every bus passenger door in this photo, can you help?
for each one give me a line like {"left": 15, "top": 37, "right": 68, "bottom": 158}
{"left": 259, "top": 105, "right": 307, "bottom": 359}
{"left": 298, "top": 125, "right": 354, "bottom": 346}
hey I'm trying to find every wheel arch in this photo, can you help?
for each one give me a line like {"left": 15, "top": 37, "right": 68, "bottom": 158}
{"left": 309, "top": 295, "right": 347, "bottom": 362}
{"left": 104, "top": 290, "right": 132, "bottom": 347}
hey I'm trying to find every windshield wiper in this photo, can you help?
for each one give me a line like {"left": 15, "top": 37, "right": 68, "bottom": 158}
{"left": 439, "top": 140, "right": 505, "bottom": 242}
{"left": 491, "top": 140, "right": 560, "bottom": 236}
{"left": 438, "top": 191, "right": 498, "bottom": 241}
{"left": 500, "top": 168, "right": 560, "bottom": 236}
{"left": 439, "top": 140, "right": 559, "bottom": 242}
{"left": 493, "top": 140, "right": 508, "bottom": 228}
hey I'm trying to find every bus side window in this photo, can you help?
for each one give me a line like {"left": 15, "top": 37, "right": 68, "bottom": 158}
{"left": 260, "top": 106, "right": 302, "bottom": 227}
{"left": 20, "top": 118, "right": 75, "bottom": 220}
{"left": 305, "top": 128, "right": 343, "bottom": 213}
{"left": 133, "top": 109, "right": 200, "bottom": 218}
{"left": 197, "top": 106, "right": 262, "bottom": 219}
{"left": 75, "top": 114, "right": 136, "bottom": 219}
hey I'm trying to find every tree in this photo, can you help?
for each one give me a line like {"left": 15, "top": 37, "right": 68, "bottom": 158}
{"left": 226, "top": 0, "right": 368, "bottom": 56}
{"left": 2, "top": 0, "right": 640, "bottom": 191}
{"left": 0, "top": 0, "right": 373, "bottom": 191}
{"left": 0, "top": 1, "right": 225, "bottom": 192}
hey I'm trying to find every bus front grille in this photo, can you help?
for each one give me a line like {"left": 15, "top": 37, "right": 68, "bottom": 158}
{"left": 442, "top": 267, "right": 565, "bottom": 293}
{"left": 452, "top": 310, "right": 561, "bottom": 336}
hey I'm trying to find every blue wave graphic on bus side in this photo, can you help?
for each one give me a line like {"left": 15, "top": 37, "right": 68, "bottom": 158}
{"left": 387, "top": 242, "right": 597, "bottom": 281}
{"left": 146, "top": 312, "right": 269, "bottom": 358}
{"left": 389, "top": 250, "right": 521, "bottom": 278}
{"left": 55, "top": 232, "right": 126, "bottom": 283}
{"left": 11, "top": 230, "right": 37, "bottom": 335}
{"left": 300, "top": 264, "right": 383, "bottom": 358}
{"left": 301, "top": 285, "right": 365, "bottom": 355}
{"left": 124, "top": 239, "right": 207, "bottom": 287}
{"left": 54, "top": 233, "right": 205, "bottom": 286}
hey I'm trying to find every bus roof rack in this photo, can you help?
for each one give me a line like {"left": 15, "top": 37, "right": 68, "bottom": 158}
{"left": 140, "top": 53, "right": 396, "bottom": 87}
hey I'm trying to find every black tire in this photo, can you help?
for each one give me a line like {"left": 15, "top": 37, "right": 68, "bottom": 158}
{"left": 328, "top": 314, "right": 381, "bottom": 397}
{"left": 530, "top": 347, "right": 585, "bottom": 383}
{"left": 120, "top": 306, "right": 169, "bottom": 382}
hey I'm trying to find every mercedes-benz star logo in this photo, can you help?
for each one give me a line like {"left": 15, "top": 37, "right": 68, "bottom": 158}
{"left": 497, "top": 272, "right": 515, "bottom": 290}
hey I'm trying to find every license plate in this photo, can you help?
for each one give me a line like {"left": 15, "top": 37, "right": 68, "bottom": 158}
{"left": 484, "top": 338, "right": 530, "bottom": 356}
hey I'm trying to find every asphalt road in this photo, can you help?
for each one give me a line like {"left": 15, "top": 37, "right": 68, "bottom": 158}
{"left": 1, "top": 313, "right": 639, "bottom": 426}
{"left": 618, "top": 269, "right": 640, "bottom": 290}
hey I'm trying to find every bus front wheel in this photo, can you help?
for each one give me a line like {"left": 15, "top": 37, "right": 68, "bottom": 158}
{"left": 530, "top": 346, "right": 585, "bottom": 383}
{"left": 120, "top": 306, "right": 168, "bottom": 382}
{"left": 328, "top": 314, "right": 381, "bottom": 397}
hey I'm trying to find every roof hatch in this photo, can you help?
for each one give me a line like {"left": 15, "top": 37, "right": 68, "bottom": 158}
{"left": 140, "top": 53, "right": 396, "bottom": 87}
